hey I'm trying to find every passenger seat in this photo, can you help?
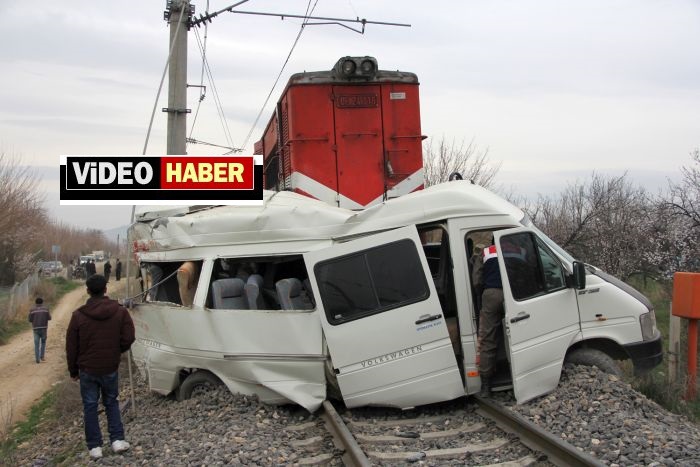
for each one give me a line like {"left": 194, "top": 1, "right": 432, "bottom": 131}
{"left": 276, "top": 278, "right": 314, "bottom": 311}
{"left": 245, "top": 274, "right": 267, "bottom": 310}
{"left": 211, "top": 278, "right": 248, "bottom": 309}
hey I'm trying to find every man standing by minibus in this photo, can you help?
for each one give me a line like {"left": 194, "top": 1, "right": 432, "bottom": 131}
{"left": 66, "top": 274, "right": 135, "bottom": 459}
{"left": 474, "top": 239, "right": 504, "bottom": 397}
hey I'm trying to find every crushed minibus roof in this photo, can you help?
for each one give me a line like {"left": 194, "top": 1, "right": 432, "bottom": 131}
{"left": 130, "top": 181, "right": 524, "bottom": 252}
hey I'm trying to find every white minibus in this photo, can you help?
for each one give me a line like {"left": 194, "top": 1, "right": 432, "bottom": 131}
{"left": 127, "top": 181, "right": 662, "bottom": 411}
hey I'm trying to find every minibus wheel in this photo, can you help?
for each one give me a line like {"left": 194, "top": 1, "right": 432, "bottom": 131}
{"left": 565, "top": 348, "right": 622, "bottom": 377}
{"left": 177, "top": 370, "right": 223, "bottom": 401}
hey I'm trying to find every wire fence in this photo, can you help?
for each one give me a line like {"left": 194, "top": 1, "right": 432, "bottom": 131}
{"left": 0, "top": 274, "right": 40, "bottom": 321}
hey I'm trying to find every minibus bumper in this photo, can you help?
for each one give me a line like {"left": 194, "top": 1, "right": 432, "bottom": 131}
{"left": 623, "top": 333, "right": 663, "bottom": 375}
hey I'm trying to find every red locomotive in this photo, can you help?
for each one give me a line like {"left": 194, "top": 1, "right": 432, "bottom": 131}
{"left": 254, "top": 56, "right": 425, "bottom": 209}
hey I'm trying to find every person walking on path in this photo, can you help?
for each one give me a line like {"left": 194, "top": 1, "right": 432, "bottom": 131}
{"left": 104, "top": 260, "right": 112, "bottom": 282}
{"left": 115, "top": 259, "right": 122, "bottom": 281}
{"left": 66, "top": 274, "right": 135, "bottom": 460}
{"left": 28, "top": 297, "right": 51, "bottom": 363}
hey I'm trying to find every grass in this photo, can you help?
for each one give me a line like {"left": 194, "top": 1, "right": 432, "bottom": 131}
{"left": 0, "top": 385, "right": 57, "bottom": 461}
{"left": 0, "top": 379, "right": 83, "bottom": 464}
{"left": 0, "top": 277, "right": 81, "bottom": 346}
{"left": 44, "top": 277, "right": 82, "bottom": 307}
{"left": 0, "top": 320, "right": 30, "bottom": 346}
{"left": 626, "top": 276, "right": 700, "bottom": 422}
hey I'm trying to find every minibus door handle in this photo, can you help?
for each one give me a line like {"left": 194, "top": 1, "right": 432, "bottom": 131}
{"left": 510, "top": 312, "right": 530, "bottom": 323}
{"left": 415, "top": 314, "right": 443, "bottom": 325}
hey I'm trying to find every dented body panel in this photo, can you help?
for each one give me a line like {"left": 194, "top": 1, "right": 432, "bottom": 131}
{"left": 130, "top": 304, "right": 326, "bottom": 411}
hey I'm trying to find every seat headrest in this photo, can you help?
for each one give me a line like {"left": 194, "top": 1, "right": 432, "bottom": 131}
{"left": 215, "top": 278, "right": 245, "bottom": 298}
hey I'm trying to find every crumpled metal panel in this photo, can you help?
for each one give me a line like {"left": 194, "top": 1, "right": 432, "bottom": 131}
{"left": 130, "top": 304, "right": 327, "bottom": 411}
{"left": 131, "top": 191, "right": 355, "bottom": 252}
{"left": 129, "top": 183, "right": 524, "bottom": 252}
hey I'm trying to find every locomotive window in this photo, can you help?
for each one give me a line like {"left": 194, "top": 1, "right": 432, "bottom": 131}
{"left": 315, "top": 239, "right": 429, "bottom": 325}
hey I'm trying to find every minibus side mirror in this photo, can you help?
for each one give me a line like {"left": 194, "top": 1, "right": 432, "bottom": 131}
{"left": 572, "top": 261, "right": 586, "bottom": 290}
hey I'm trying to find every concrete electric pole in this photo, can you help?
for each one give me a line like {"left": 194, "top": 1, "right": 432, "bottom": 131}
{"left": 164, "top": 0, "right": 192, "bottom": 155}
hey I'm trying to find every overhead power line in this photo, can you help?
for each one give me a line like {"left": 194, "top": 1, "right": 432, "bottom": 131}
{"left": 186, "top": 137, "right": 241, "bottom": 153}
{"left": 190, "top": 6, "right": 410, "bottom": 31}
{"left": 241, "top": 0, "right": 320, "bottom": 150}
{"left": 141, "top": 0, "right": 188, "bottom": 155}
{"left": 187, "top": 0, "right": 210, "bottom": 152}
{"left": 192, "top": 27, "right": 237, "bottom": 152}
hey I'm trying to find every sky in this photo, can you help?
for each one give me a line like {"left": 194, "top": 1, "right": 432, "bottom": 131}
{"left": 1, "top": 0, "right": 698, "bottom": 231}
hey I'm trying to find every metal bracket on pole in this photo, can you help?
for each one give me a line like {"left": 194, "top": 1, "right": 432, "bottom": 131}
{"left": 164, "top": 0, "right": 195, "bottom": 29}
{"left": 162, "top": 108, "right": 192, "bottom": 114}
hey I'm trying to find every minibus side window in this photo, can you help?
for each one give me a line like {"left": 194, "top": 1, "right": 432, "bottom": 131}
{"left": 536, "top": 238, "right": 566, "bottom": 291}
{"left": 315, "top": 239, "right": 429, "bottom": 325}
{"left": 206, "top": 256, "right": 312, "bottom": 310}
{"left": 141, "top": 260, "right": 203, "bottom": 306}
{"left": 501, "top": 233, "right": 566, "bottom": 301}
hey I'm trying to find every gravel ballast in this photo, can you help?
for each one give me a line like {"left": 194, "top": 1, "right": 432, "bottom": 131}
{"left": 493, "top": 364, "right": 700, "bottom": 467}
{"left": 8, "top": 363, "right": 700, "bottom": 466}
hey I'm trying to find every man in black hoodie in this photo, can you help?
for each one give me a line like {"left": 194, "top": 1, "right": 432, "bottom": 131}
{"left": 66, "top": 274, "right": 135, "bottom": 460}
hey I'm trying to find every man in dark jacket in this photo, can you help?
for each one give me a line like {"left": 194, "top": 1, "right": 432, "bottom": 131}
{"left": 104, "top": 260, "right": 112, "bottom": 282}
{"left": 474, "top": 240, "right": 504, "bottom": 397}
{"left": 28, "top": 297, "right": 51, "bottom": 363}
{"left": 115, "top": 259, "right": 122, "bottom": 281}
{"left": 66, "top": 274, "right": 135, "bottom": 460}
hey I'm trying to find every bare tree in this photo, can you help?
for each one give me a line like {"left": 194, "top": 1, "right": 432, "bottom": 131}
{"left": 649, "top": 150, "right": 700, "bottom": 275}
{"left": 645, "top": 201, "right": 700, "bottom": 276}
{"left": 37, "top": 221, "right": 115, "bottom": 265}
{"left": 0, "top": 152, "right": 47, "bottom": 284}
{"left": 526, "top": 172, "right": 653, "bottom": 279}
{"left": 422, "top": 137, "right": 500, "bottom": 188}
{"left": 667, "top": 148, "right": 700, "bottom": 230}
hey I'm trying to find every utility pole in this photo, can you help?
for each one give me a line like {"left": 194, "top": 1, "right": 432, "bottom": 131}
{"left": 164, "top": 0, "right": 192, "bottom": 155}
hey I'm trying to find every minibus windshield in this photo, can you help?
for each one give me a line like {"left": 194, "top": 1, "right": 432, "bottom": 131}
{"left": 520, "top": 215, "right": 576, "bottom": 264}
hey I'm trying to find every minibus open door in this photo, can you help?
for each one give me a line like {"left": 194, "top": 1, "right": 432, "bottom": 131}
{"left": 494, "top": 228, "right": 581, "bottom": 403}
{"left": 304, "top": 226, "right": 465, "bottom": 409}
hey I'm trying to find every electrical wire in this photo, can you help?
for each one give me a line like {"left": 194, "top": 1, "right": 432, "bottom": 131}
{"left": 141, "top": 1, "right": 188, "bottom": 155}
{"left": 187, "top": 0, "right": 210, "bottom": 151}
{"left": 187, "top": 137, "right": 236, "bottom": 152}
{"left": 193, "top": 27, "right": 237, "bottom": 152}
{"left": 240, "top": 0, "right": 319, "bottom": 150}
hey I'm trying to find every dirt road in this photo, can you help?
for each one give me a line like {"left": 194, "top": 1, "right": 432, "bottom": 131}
{"left": 0, "top": 280, "right": 126, "bottom": 427}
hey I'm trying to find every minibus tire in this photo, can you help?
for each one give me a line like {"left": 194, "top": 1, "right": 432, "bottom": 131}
{"left": 565, "top": 348, "right": 622, "bottom": 377}
{"left": 178, "top": 371, "right": 223, "bottom": 401}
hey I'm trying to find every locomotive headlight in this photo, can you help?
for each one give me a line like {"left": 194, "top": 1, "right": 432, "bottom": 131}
{"left": 640, "top": 310, "right": 659, "bottom": 341}
{"left": 360, "top": 59, "right": 376, "bottom": 75}
{"left": 341, "top": 59, "right": 356, "bottom": 76}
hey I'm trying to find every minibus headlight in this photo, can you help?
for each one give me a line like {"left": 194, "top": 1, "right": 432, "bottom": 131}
{"left": 640, "top": 310, "right": 658, "bottom": 341}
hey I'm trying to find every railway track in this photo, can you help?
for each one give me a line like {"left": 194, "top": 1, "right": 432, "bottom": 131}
{"left": 288, "top": 397, "right": 604, "bottom": 466}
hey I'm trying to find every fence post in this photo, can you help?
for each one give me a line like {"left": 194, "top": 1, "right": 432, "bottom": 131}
{"left": 8, "top": 283, "right": 17, "bottom": 318}
{"left": 669, "top": 303, "right": 681, "bottom": 384}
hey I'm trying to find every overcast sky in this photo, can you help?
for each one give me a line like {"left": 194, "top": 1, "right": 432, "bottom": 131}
{"left": 1, "top": 0, "right": 698, "bottom": 231}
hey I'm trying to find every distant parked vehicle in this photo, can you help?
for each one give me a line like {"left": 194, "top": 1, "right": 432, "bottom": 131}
{"left": 74, "top": 255, "right": 96, "bottom": 279}
{"left": 38, "top": 261, "right": 63, "bottom": 276}
{"left": 79, "top": 255, "right": 96, "bottom": 265}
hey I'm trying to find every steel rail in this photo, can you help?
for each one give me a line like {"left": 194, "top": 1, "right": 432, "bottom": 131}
{"left": 474, "top": 395, "right": 605, "bottom": 467}
{"left": 321, "top": 400, "right": 371, "bottom": 467}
